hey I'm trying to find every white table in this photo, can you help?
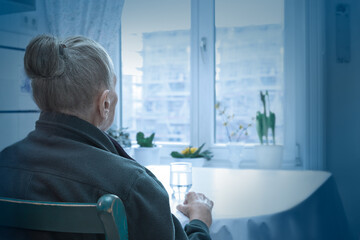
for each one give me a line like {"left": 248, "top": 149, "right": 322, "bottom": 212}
{"left": 147, "top": 165, "right": 354, "bottom": 240}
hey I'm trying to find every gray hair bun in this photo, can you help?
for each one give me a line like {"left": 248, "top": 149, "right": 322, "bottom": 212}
{"left": 23, "top": 34, "right": 114, "bottom": 113}
{"left": 24, "top": 34, "right": 65, "bottom": 80}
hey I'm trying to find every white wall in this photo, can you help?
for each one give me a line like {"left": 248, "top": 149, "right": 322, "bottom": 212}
{"left": 326, "top": 0, "right": 360, "bottom": 236}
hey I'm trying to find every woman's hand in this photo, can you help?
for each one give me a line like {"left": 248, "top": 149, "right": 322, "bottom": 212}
{"left": 176, "top": 192, "right": 214, "bottom": 228}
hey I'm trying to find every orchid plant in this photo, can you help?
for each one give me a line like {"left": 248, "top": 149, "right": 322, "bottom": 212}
{"left": 256, "top": 90, "right": 276, "bottom": 145}
{"left": 215, "top": 102, "right": 252, "bottom": 142}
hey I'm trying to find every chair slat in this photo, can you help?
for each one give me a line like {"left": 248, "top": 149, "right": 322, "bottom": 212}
{"left": 0, "top": 194, "right": 128, "bottom": 240}
{"left": 0, "top": 198, "right": 104, "bottom": 233}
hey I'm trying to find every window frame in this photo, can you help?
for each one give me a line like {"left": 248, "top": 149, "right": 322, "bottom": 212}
{"left": 119, "top": 0, "right": 326, "bottom": 170}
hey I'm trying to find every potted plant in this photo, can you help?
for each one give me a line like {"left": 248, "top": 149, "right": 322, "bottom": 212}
{"left": 170, "top": 143, "right": 213, "bottom": 167}
{"left": 107, "top": 128, "right": 132, "bottom": 156}
{"left": 133, "top": 132, "right": 161, "bottom": 166}
{"left": 255, "top": 90, "right": 283, "bottom": 169}
{"left": 215, "top": 102, "right": 252, "bottom": 168}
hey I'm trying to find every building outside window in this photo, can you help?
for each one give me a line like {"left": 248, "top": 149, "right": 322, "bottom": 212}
{"left": 120, "top": 0, "right": 310, "bottom": 165}
{"left": 215, "top": 24, "right": 284, "bottom": 144}
{"left": 121, "top": 0, "right": 191, "bottom": 143}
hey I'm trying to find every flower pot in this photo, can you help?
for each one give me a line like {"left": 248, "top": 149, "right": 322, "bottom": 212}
{"left": 172, "top": 157, "right": 205, "bottom": 167}
{"left": 255, "top": 145, "right": 283, "bottom": 169}
{"left": 134, "top": 146, "right": 161, "bottom": 166}
{"left": 227, "top": 142, "right": 245, "bottom": 168}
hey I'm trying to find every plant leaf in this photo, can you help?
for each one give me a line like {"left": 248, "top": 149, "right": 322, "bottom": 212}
{"left": 136, "top": 132, "right": 144, "bottom": 142}
{"left": 192, "top": 143, "right": 205, "bottom": 156}
{"left": 136, "top": 131, "right": 155, "bottom": 147}
{"left": 171, "top": 151, "right": 184, "bottom": 158}
{"left": 256, "top": 112, "right": 264, "bottom": 144}
{"left": 148, "top": 133, "right": 155, "bottom": 143}
{"left": 199, "top": 150, "right": 213, "bottom": 160}
{"left": 269, "top": 111, "right": 276, "bottom": 144}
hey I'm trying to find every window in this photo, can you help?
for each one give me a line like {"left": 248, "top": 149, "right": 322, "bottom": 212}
{"left": 121, "top": 0, "right": 191, "bottom": 143}
{"left": 120, "top": 0, "right": 323, "bottom": 168}
{"left": 215, "top": 0, "right": 284, "bottom": 144}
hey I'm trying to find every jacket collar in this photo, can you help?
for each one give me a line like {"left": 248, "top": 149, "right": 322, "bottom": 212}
{"left": 36, "top": 111, "right": 119, "bottom": 155}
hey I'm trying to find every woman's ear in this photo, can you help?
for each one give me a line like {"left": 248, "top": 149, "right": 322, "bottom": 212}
{"left": 98, "top": 89, "right": 110, "bottom": 119}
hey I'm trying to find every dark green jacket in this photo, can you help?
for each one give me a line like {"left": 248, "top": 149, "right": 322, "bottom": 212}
{"left": 0, "top": 111, "right": 211, "bottom": 240}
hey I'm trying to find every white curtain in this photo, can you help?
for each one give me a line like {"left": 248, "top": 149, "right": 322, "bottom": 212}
{"left": 43, "top": 0, "right": 125, "bottom": 128}
{"left": 44, "top": 0, "right": 124, "bottom": 64}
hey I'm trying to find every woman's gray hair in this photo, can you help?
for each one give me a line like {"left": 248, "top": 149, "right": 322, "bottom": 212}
{"left": 24, "top": 34, "right": 114, "bottom": 113}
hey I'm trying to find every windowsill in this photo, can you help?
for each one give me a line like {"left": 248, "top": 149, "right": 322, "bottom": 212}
{"left": 125, "top": 144, "right": 303, "bottom": 170}
{"left": 158, "top": 156, "right": 304, "bottom": 170}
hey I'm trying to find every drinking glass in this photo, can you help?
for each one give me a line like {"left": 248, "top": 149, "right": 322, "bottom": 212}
{"left": 170, "top": 162, "right": 192, "bottom": 200}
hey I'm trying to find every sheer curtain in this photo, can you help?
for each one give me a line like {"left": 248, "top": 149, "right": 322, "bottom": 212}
{"left": 43, "top": 0, "right": 124, "bottom": 128}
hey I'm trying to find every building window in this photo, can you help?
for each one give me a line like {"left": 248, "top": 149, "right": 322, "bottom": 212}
{"left": 121, "top": 0, "right": 191, "bottom": 143}
{"left": 120, "top": 0, "right": 308, "bottom": 165}
{"left": 215, "top": 0, "right": 284, "bottom": 144}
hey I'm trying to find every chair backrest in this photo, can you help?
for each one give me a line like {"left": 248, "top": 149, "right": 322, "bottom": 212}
{"left": 0, "top": 194, "right": 128, "bottom": 240}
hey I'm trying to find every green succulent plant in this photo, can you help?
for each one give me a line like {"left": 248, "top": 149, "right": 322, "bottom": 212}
{"left": 256, "top": 90, "right": 276, "bottom": 145}
{"left": 136, "top": 132, "right": 156, "bottom": 147}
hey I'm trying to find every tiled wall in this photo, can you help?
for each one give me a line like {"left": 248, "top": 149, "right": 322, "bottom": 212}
{"left": 0, "top": 1, "right": 46, "bottom": 150}
{"left": 0, "top": 32, "right": 40, "bottom": 150}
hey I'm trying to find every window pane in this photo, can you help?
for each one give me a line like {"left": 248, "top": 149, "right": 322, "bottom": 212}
{"left": 215, "top": 0, "right": 284, "bottom": 144}
{"left": 121, "top": 0, "right": 190, "bottom": 143}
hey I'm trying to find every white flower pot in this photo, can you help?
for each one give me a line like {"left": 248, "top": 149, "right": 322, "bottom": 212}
{"left": 227, "top": 142, "right": 245, "bottom": 168}
{"left": 255, "top": 145, "right": 283, "bottom": 169}
{"left": 134, "top": 146, "right": 161, "bottom": 166}
{"left": 172, "top": 157, "right": 205, "bottom": 167}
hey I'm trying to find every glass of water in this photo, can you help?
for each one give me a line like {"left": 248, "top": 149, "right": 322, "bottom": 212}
{"left": 170, "top": 162, "right": 192, "bottom": 200}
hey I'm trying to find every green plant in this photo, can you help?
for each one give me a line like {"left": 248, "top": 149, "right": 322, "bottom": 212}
{"left": 107, "top": 128, "right": 131, "bottom": 148}
{"left": 215, "top": 102, "right": 252, "bottom": 142}
{"left": 136, "top": 132, "right": 156, "bottom": 147}
{"left": 170, "top": 143, "right": 213, "bottom": 160}
{"left": 256, "top": 90, "right": 276, "bottom": 145}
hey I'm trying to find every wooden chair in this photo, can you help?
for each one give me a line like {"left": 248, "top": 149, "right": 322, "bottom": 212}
{"left": 0, "top": 194, "right": 128, "bottom": 240}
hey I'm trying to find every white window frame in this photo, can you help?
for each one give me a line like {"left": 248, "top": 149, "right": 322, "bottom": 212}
{"left": 120, "top": 0, "right": 326, "bottom": 170}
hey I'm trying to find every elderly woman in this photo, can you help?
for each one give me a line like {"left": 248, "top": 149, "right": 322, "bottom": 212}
{"left": 0, "top": 35, "right": 213, "bottom": 240}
